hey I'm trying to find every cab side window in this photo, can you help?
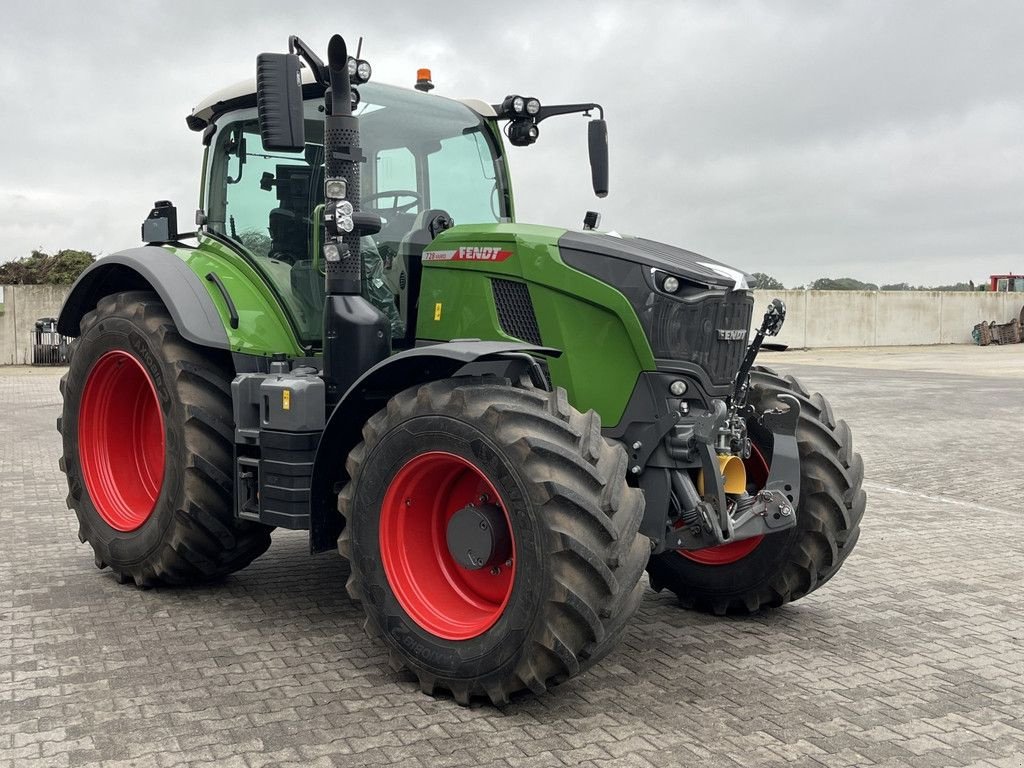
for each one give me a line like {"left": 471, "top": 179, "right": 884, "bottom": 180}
{"left": 428, "top": 132, "right": 499, "bottom": 223}
{"left": 375, "top": 147, "right": 417, "bottom": 196}
{"left": 221, "top": 123, "right": 318, "bottom": 262}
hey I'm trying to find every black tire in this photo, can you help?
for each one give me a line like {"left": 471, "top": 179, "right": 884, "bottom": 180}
{"left": 338, "top": 378, "right": 648, "bottom": 705}
{"left": 646, "top": 366, "right": 866, "bottom": 615}
{"left": 58, "top": 291, "right": 272, "bottom": 587}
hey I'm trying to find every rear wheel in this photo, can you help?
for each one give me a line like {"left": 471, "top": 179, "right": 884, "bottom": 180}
{"left": 339, "top": 378, "right": 648, "bottom": 705}
{"left": 59, "top": 291, "right": 272, "bottom": 587}
{"left": 646, "top": 367, "right": 866, "bottom": 614}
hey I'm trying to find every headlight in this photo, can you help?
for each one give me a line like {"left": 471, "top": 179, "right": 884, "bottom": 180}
{"left": 356, "top": 59, "right": 372, "bottom": 82}
{"left": 525, "top": 98, "right": 541, "bottom": 115}
{"left": 662, "top": 275, "right": 680, "bottom": 293}
{"left": 324, "top": 178, "right": 347, "bottom": 199}
{"left": 512, "top": 96, "right": 525, "bottom": 114}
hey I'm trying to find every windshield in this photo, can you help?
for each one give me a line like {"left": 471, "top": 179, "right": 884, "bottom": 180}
{"left": 204, "top": 82, "right": 510, "bottom": 344}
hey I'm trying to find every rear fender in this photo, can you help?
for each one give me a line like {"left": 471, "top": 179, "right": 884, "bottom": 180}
{"left": 58, "top": 239, "right": 306, "bottom": 358}
{"left": 57, "top": 247, "right": 230, "bottom": 349}
{"left": 309, "top": 340, "right": 560, "bottom": 553}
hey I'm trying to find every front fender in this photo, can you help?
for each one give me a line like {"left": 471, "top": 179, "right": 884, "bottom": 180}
{"left": 309, "top": 340, "right": 560, "bottom": 552}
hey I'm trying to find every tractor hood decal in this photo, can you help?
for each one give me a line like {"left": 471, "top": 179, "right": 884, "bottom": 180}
{"left": 423, "top": 246, "right": 513, "bottom": 262}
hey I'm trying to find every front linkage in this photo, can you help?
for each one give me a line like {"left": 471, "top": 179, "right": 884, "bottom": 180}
{"left": 646, "top": 299, "right": 802, "bottom": 553}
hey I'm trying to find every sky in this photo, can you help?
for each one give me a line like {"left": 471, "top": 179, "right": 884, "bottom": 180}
{"left": 0, "top": 0, "right": 1021, "bottom": 287}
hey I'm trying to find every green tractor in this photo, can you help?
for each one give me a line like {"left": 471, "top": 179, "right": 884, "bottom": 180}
{"left": 57, "top": 34, "right": 865, "bottom": 705}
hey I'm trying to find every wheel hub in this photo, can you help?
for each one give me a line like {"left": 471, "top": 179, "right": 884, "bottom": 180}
{"left": 446, "top": 503, "right": 511, "bottom": 571}
{"left": 378, "top": 451, "right": 516, "bottom": 640}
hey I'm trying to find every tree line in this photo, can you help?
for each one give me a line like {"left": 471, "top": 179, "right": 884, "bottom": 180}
{"left": 749, "top": 272, "right": 982, "bottom": 292}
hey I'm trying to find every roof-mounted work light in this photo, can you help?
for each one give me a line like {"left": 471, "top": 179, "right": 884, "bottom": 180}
{"left": 500, "top": 95, "right": 540, "bottom": 118}
{"left": 507, "top": 119, "right": 540, "bottom": 146}
{"left": 347, "top": 57, "right": 372, "bottom": 84}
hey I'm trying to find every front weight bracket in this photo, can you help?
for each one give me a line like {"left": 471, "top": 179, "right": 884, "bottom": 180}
{"left": 761, "top": 393, "right": 801, "bottom": 508}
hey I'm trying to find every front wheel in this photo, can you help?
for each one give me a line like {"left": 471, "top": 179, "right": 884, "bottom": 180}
{"left": 339, "top": 378, "right": 649, "bottom": 705}
{"left": 646, "top": 367, "right": 866, "bottom": 614}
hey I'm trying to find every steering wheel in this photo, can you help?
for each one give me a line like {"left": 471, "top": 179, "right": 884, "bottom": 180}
{"left": 364, "top": 189, "right": 423, "bottom": 219}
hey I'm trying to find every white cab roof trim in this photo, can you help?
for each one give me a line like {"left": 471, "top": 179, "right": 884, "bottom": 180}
{"left": 457, "top": 98, "right": 496, "bottom": 117}
{"left": 189, "top": 69, "right": 495, "bottom": 125}
{"left": 190, "top": 77, "right": 263, "bottom": 124}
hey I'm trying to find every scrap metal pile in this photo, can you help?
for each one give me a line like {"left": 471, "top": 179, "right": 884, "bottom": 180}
{"left": 973, "top": 305, "right": 1024, "bottom": 345}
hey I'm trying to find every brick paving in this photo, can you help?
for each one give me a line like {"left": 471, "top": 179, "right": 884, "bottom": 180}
{"left": 2, "top": 355, "right": 1023, "bottom": 767}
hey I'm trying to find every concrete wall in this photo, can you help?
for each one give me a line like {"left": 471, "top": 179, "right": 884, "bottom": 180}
{"left": 0, "top": 284, "right": 73, "bottom": 365}
{"left": 751, "top": 289, "right": 1024, "bottom": 347}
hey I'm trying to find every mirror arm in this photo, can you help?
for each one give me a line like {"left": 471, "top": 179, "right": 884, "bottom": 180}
{"left": 288, "top": 35, "right": 329, "bottom": 86}
{"left": 534, "top": 102, "right": 604, "bottom": 123}
{"left": 488, "top": 102, "right": 604, "bottom": 122}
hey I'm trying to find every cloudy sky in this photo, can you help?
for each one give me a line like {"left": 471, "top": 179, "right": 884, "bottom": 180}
{"left": 1, "top": 1, "right": 1021, "bottom": 287}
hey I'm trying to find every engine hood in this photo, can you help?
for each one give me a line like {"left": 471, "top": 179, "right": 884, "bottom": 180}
{"left": 558, "top": 231, "right": 749, "bottom": 291}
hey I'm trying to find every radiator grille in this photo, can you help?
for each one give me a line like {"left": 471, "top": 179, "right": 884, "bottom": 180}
{"left": 649, "top": 291, "right": 753, "bottom": 386}
{"left": 492, "top": 279, "right": 543, "bottom": 345}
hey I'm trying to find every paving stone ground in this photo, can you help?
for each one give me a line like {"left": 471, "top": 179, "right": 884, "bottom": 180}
{"left": 2, "top": 349, "right": 1023, "bottom": 767}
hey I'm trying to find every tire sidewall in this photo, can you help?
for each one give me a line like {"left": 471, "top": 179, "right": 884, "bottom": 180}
{"left": 350, "top": 413, "right": 551, "bottom": 682}
{"left": 63, "top": 313, "right": 187, "bottom": 566}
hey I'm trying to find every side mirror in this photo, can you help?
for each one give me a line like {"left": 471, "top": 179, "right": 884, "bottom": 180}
{"left": 588, "top": 119, "right": 609, "bottom": 198}
{"left": 256, "top": 53, "right": 305, "bottom": 152}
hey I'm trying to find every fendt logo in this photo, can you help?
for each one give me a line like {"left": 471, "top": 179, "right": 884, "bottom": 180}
{"left": 422, "top": 247, "right": 513, "bottom": 262}
{"left": 717, "top": 329, "right": 747, "bottom": 341}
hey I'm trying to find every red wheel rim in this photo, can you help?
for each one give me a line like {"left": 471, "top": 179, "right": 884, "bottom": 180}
{"left": 379, "top": 451, "right": 515, "bottom": 641}
{"left": 78, "top": 350, "right": 166, "bottom": 532}
{"left": 678, "top": 444, "right": 770, "bottom": 566}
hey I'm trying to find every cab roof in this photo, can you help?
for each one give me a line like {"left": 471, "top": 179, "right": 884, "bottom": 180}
{"left": 186, "top": 68, "right": 496, "bottom": 131}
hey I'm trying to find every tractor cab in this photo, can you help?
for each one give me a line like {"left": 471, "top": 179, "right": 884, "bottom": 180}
{"left": 990, "top": 274, "right": 1024, "bottom": 292}
{"left": 196, "top": 81, "right": 511, "bottom": 347}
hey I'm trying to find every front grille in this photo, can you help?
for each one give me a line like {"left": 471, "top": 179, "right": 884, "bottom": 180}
{"left": 649, "top": 290, "right": 753, "bottom": 386}
{"left": 492, "top": 279, "right": 543, "bottom": 345}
